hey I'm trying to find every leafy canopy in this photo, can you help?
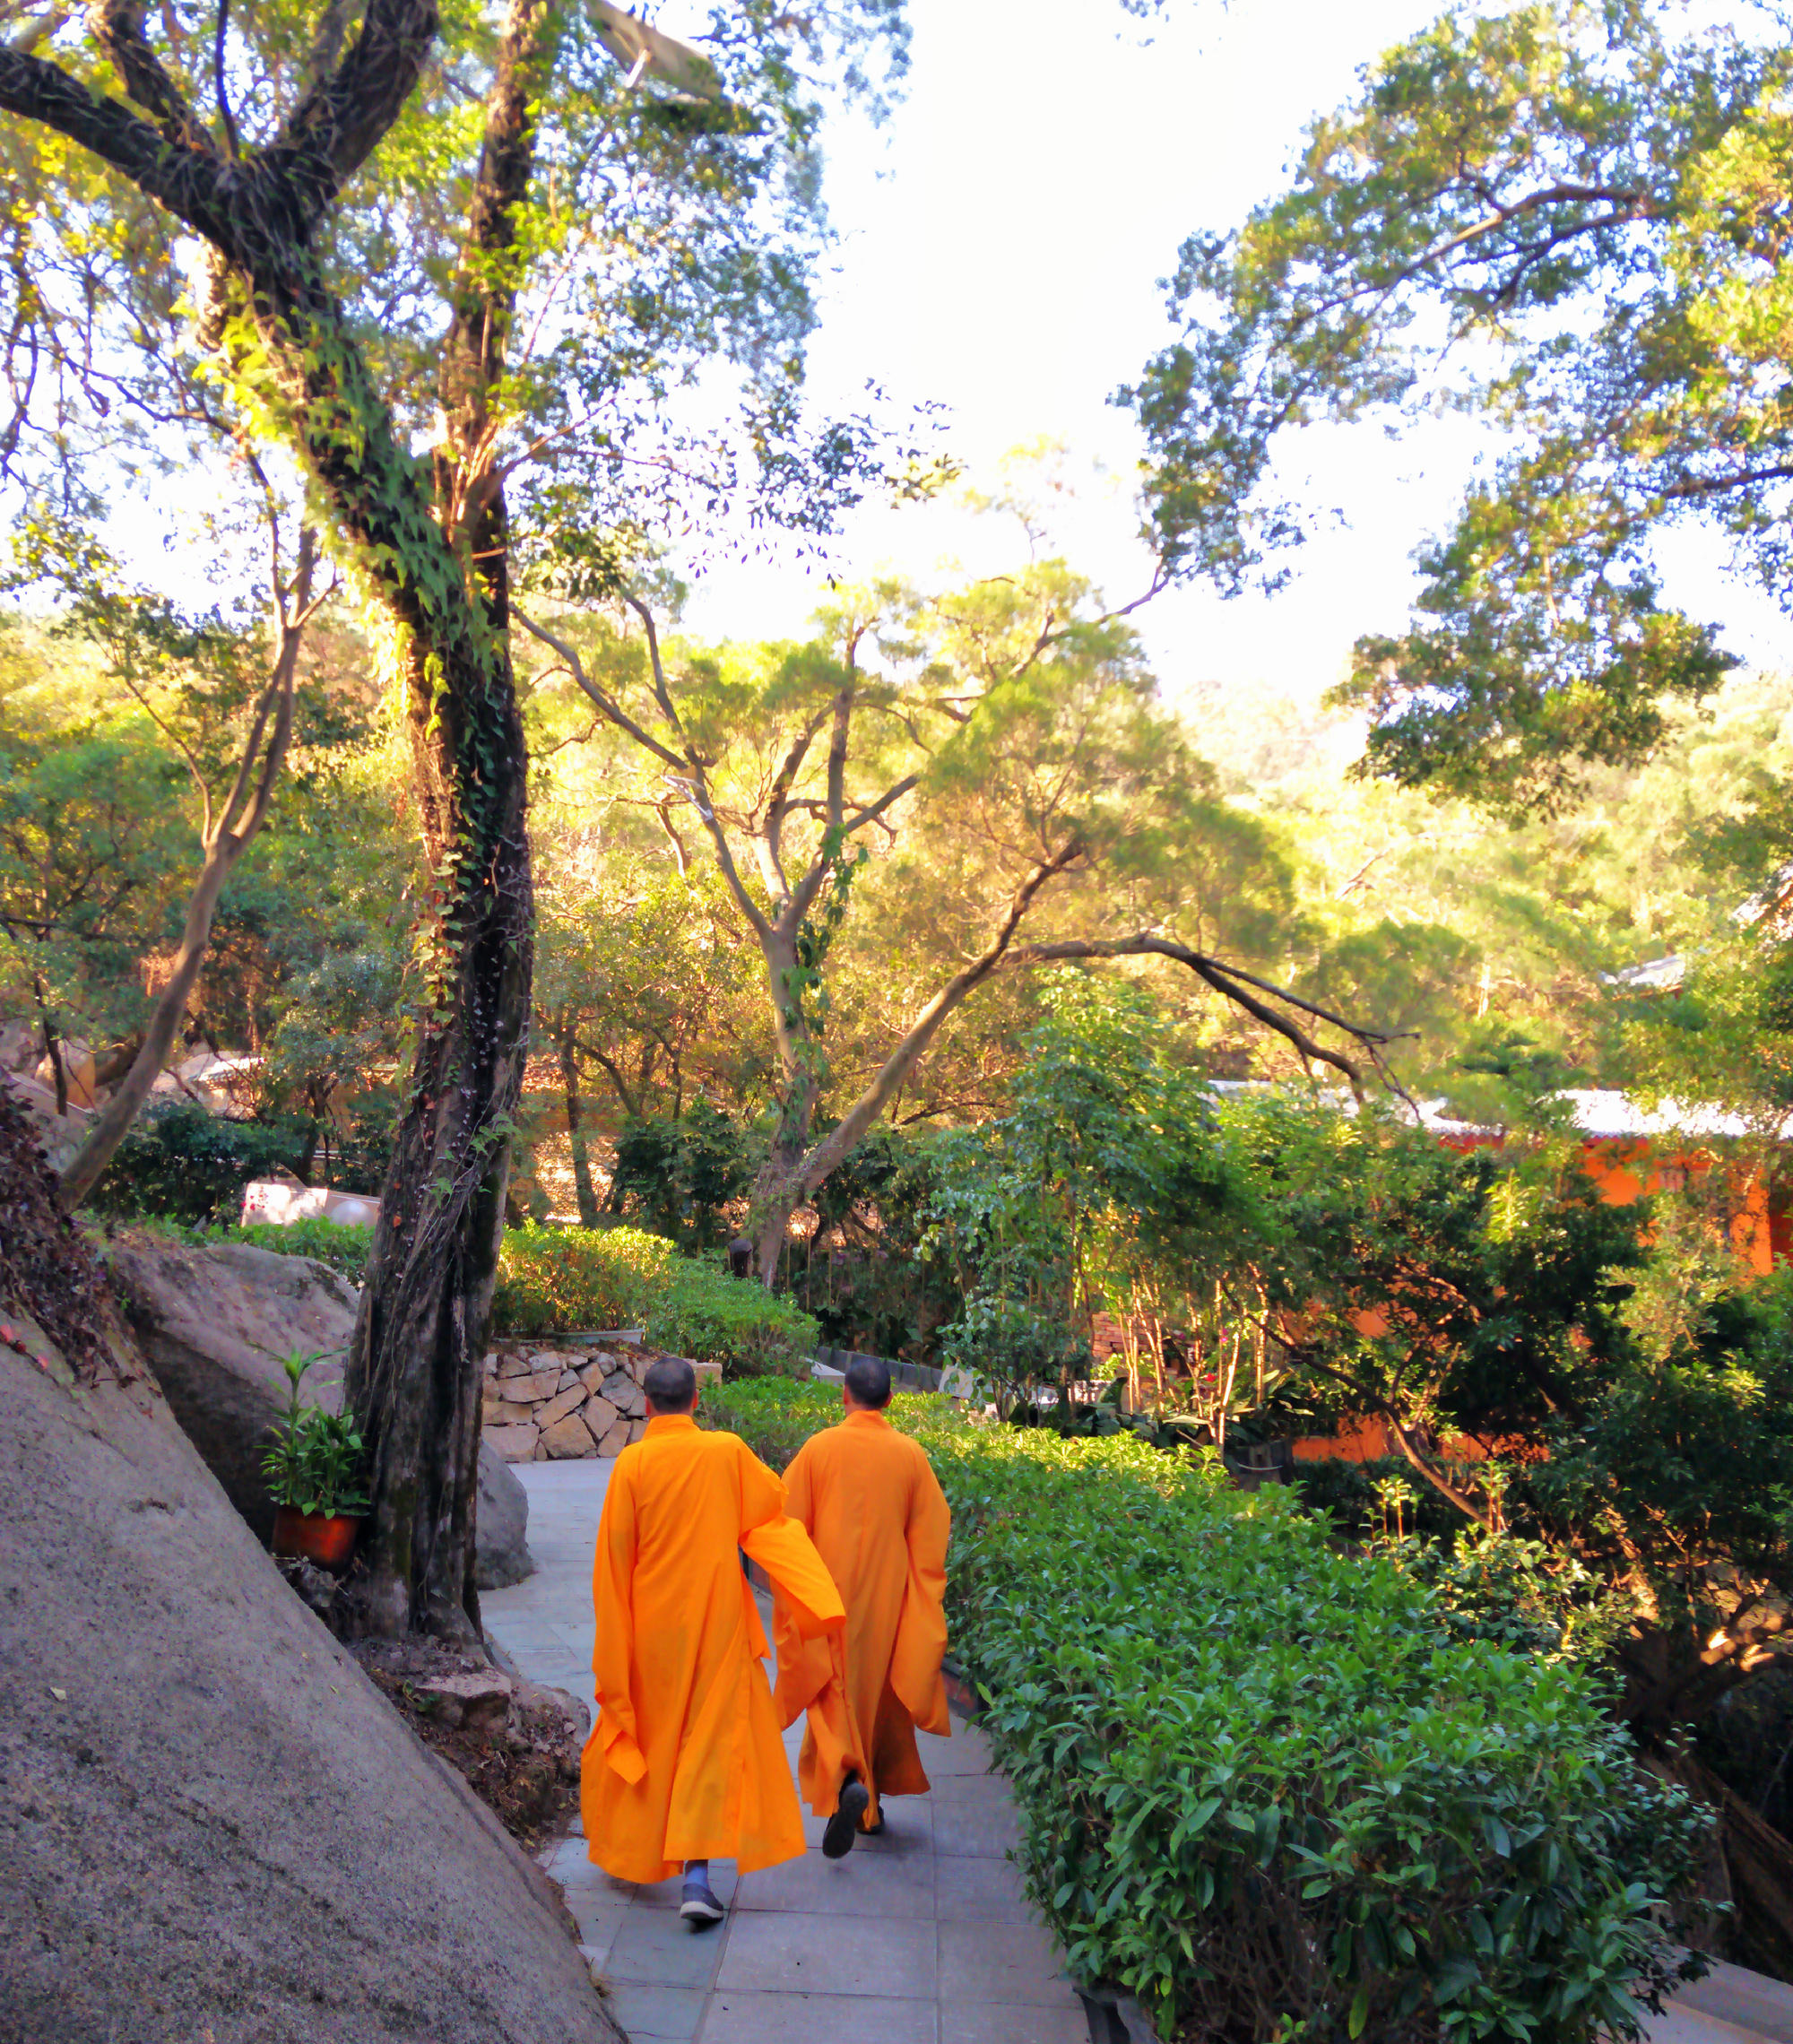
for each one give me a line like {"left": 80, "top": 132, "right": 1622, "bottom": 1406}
{"left": 1128, "top": 0, "right": 1793, "bottom": 813}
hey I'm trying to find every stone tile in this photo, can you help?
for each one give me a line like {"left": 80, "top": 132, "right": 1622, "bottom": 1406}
{"left": 483, "top": 1618, "right": 562, "bottom": 1644}
{"left": 929, "top": 1786, "right": 1021, "bottom": 1859}
{"left": 543, "top": 1834, "right": 604, "bottom": 1884}
{"left": 565, "top": 1890, "right": 630, "bottom": 1950}
{"left": 954, "top": 2005, "right": 1092, "bottom": 2044}
{"left": 606, "top": 1982, "right": 707, "bottom": 2040}
{"left": 916, "top": 1724, "right": 993, "bottom": 1777}
{"left": 1676, "top": 1962, "right": 1793, "bottom": 2044}
{"left": 536, "top": 1381, "right": 589, "bottom": 1429}
{"left": 927, "top": 1769, "right": 1014, "bottom": 1806}
{"left": 483, "top": 1422, "right": 537, "bottom": 1459}
{"left": 867, "top": 1796, "right": 934, "bottom": 1852}
{"left": 1642, "top": 2012, "right": 1764, "bottom": 2044}
{"left": 699, "top": 1992, "right": 937, "bottom": 2044}
{"left": 604, "top": 1904, "right": 733, "bottom": 1988}
{"left": 734, "top": 1846, "right": 933, "bottom": 1918}
{"left": 716, "top": 1911, "right": 938, "bottom": 1998}
{"left": 934, "top": 1851, "right": 1035, "bottom": 1923}
{"left": 498, "top": 1369, "right": 560, "bottom": 1402}
{"left": 940, "top": 1919, "right": 1080, "bottom": 2006}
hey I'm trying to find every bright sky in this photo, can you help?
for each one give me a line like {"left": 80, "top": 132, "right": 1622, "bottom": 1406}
{"left": 680, "top": 0, "right": 1793, "bottom": 709}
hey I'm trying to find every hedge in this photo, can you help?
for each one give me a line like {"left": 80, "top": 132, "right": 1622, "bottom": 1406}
{"left": 216, "top": 1218, "right": 375, "bottom": 1283}
{"left": 491, "top": 1224, "right": 817, "bottom": 1377}
{"left": 704, "top": 1381, "right": 1711, "bottom": 2042}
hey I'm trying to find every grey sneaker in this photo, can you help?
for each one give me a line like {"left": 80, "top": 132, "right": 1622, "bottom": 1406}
{"left": 822, "top": 1777, "right": 871, "bottom": 1859}
{"left": 679, "top": 1877, "right": 724, "bottom": 1927}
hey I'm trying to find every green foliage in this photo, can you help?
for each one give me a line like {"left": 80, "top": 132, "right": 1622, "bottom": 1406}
{"left": 1292, "top": 1454, "right": 1475, "bottom": 1543}
{"left": 796, "top": 1122, "right": 961, "bottom": 1358}
{"left": 923, "top": 975, "right": 1233, "bottom": 1417}
{"left": 1129, "top": 0, "right": 1789, "bottom": 813}
{"left": 490, "top": 1224, "right": 817, "bottom": 1377}
{"left": 261, "top": 1352, "right": 367, "bottom": 1519}
{"left": 215, "top": 1218, "right": 375, "bottom": 1284}
{"left": 608, "top": 1105, "right": 756, "bottom": 1251}
{"left": 700, "top": 1375, "right": 846, "bottom": 1468}
{"left": 86, "top": 1104, "right": 306, "bottom": 1225}
{"left": 1532, "top": 1264, "right": 1793, "bottom": 1596}
{"left": 706, "top": 1383, "right": 1712, "bottom": 2039}
{"left": 1381, "top": 1524, "right": 1633, "bottom": 1672}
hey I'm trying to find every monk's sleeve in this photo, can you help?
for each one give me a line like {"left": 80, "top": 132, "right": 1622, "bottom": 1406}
{"left": 892, "top": 1449, "right": 952, "bottom": 1736}
{"left": 768, "top": 1440, "right": 837, "bottom": 1728}
{"left": 590, "top": 1459, "right": 646, "bottom": 1783}
{"left": 737, "top": 1439, "right": 844, "bottom": 1641}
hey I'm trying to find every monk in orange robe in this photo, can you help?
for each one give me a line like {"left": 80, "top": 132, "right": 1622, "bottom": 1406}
{"left": 773, "top": 1355, "right": 952, "bottom": 1853}
{"left": 581, "top": 1355, "right": 845, "bottom": 1924}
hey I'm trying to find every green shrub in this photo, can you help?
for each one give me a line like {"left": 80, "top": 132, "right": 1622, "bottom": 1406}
{"left": 1290, "top": 1453, "right": 1474, "bottom": 1542}
{"left": 708, "top": 1382, "right": 1710, "bottom": 2041}
{"left": 215, "top": 1218, "right": 375, "bottom": 1283}
{"left": 89, "top": 1104, "right": 307, "bottom": 1225}
{"left": 491, "top": 1224, "right": 817, "bottom": 1376}
{"left": 608, "top": 1104, "right": 754, "bottom": 1251}
{"left": 702, "top": 1377, "right": 845, "bottom": 1466}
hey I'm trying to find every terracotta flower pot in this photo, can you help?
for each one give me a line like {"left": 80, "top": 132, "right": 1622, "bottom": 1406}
{"left": 272, "top": 1506, "right": 362, "bottom": 1572}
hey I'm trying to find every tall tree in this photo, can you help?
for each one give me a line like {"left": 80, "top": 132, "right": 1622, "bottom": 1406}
{"left": 0, "top": 0, "right": 903, "bottom": 1633}
{"left": 522, "top": 555, "right": 1404, "bottom": 1281}
{"left": 1127, "top": 0, "right": 1790, "bottom": 815}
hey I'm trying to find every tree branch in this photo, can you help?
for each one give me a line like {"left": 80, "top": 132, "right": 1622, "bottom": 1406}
{"left": 790, "top": 840, "right": 1084, "bottom": 1195}
{"left": 513, "top": 607, "right": 686, "bottom": 770}
{"left": 89, "top": 0, "right": 212, "bottom": 151}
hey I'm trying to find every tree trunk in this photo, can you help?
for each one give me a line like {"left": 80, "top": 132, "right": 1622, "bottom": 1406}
{"left": 0, "top": 0, "right": 536, "bottom": 1643}
{"left": 561, "top": 1028, "right": 600, "bottom": 1229}
{"left": 751, "top": 914, "right": 831, "bottom": 1286}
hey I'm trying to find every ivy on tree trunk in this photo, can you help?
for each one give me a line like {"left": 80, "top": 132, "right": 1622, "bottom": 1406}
{"left": 0, "top": 0, "right": 537, "bottom": 1637}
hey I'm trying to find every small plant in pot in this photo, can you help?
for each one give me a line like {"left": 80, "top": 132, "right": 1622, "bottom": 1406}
{"left": 264, "top": 1350, "right": 369, "bottom": 1572}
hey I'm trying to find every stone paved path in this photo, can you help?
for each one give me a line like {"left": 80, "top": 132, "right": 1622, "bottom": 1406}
{"left": 484, "top": 1460, "right": 1793, "bottom": 2044}
{"left": 483, "top": 1459, "right": 1087, "bottom": 2044}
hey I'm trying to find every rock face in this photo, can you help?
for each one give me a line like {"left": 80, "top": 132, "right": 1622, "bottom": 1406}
{"left": 105, "top": 1233, "right": 534, "bottom": 1589}
{"left": 0, "top": 1099, "right": 619, "bottom": 2044}
{"left": 475, "top": 1432, "right": 534, "bottom": 1589}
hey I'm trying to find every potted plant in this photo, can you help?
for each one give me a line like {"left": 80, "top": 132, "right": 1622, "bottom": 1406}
{"left": 264, "top": 1351, "right": 369, "bottom": 1572}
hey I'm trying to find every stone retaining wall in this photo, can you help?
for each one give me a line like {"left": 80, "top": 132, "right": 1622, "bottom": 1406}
{"left": 481, "top": 1334, "right": 719, "bottom": 1462}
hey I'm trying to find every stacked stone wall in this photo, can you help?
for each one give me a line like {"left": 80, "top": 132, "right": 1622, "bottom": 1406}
{"left": 481, "top": 1335, "right": 718, "bottom": 1461}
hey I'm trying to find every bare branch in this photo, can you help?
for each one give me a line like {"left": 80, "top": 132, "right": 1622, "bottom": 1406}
{"left": 513, "top": 606, "right": 686, "bottom": 770}
{"left": 791, "top": 839, "right": 1085, "bottom": 1193}
{"left": 841, "top": 774, "right": 918, "bottom": 837}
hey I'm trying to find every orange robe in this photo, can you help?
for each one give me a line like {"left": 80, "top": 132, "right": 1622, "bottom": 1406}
{"left": 581, "top": 1413, "right": 845, "bottom": 1884}
{"left": 772, "top": 1408, "right": 951, "bottom": 1824}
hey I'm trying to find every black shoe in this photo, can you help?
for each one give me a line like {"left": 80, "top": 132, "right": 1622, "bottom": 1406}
{"left": 822, "top": 1777, "right": 871, "bottom": 1858}
{"left": 861, "top": 1813, "right": 885, "bottom": 1836}
{"left": 679, "top": 1877, "right": 725, "bottom": 1927}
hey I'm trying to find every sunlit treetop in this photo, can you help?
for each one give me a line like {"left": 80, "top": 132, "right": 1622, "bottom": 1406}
{"left": 0, "top": 0, "right": 914, "bottom": 576}
{"left": 1126, "top": 0, "right": 1793, "bottom": 814}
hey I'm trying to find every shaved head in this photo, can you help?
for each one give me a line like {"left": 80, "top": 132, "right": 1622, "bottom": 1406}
{"left": 844, "top": 1355, "right": 891, "bottom": 1410}
{"left": 645, "top": 1355, "right": 698, "bottom": 1414}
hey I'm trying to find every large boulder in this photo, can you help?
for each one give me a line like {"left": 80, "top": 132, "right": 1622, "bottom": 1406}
{"left": 104, "top": 1234, "right": 534, "bottom": 1589}
{"left": 0, "top": 1096, "right": 619, "bottom": 2044}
